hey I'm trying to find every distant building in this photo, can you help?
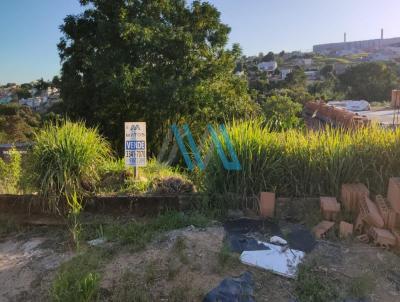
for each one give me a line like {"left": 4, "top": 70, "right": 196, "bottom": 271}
{"left": 313, "top": 35, "right": 400, "bottom": 56}
{"left": 295, "top": 58, "right": 313, "bottom": 66}
{"left": 19, "top": 97, "right": 44, "bottom": 110}
{"left": 280, "top": 68, "right": 292, "bottom": 80}
{"left": 257, "top": 61, "right": 278, "bottom": 72}
{"left": 0, "top": 95, "right": 12, "bottom": 105}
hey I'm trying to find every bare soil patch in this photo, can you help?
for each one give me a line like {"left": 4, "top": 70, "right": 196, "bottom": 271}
{"left": 1, "top": 219, "right": 400, "bottom": 301}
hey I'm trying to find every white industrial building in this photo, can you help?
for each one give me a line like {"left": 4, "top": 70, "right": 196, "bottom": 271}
{"left": 313, "top": 30, "right": 400, "bottom": 56}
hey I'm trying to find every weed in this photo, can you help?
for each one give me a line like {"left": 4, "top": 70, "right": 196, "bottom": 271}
{"left": 295, "top": 263, "right": 339, "bottom": 302}
{"left": 105, "top": 211, "right": 209, "bottom": 249}
{"left": 173, "top": 236, "right": 189, "bottom": 264}
{"left": 348, "top": 274, "right": 375, "bottom": 299}
{"left": 144, "top": 262, "right": 157, "bottom": 285}
{"left": 215, "top": 243, "right": 238, "bottom": 273}
{"left": 66, "top": 191, "right": 83, "bottom": 250}
{"left": 50, "top": 248, "right": 109, "bottom": 302}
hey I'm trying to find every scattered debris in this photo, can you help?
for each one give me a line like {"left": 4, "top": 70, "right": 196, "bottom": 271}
{"left": 240, "top": 241, "right": 305, "bottom": 278}
{"left": 286, "top": 226, "right": 316, "bottom": 253}
{"left": 227, "top": 209, "right": 244, "bottom": 219}
{"left": 270, "top": 235, "right": 287, "bottom": 245}
{"left": 313, "top": 221, "right": 335, "bottom": 239}
{"left": 368, "top": 227, "right": 396, "bottom": 248}
{"left": 259, "top": 192, "right": 275, "bottom": 218}
{"left": 203, "top": 272, "right": 255, "bottom": 302}
{"left": 356, "top": 234, "right": 369, "bottom": 243}
{"left": 87, "top": 237, "right": 107, "bottom": 247}
{"left": 227, "top": 234, "right": 270, "bottom": 253}
{"left": 223, "top": 218, "right": 281, "bottom": 237}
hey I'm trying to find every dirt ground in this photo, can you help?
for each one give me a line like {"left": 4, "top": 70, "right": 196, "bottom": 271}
{"left": 0, "top": 228, "right": 74, "bottom": 302}
{"left": 1, "top": 222, "right": 400, "bottom": 302}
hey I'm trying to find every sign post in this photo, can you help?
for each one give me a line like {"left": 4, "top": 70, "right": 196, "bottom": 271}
{"left": 124, "top": 122, "right": 147, "bottom": 178}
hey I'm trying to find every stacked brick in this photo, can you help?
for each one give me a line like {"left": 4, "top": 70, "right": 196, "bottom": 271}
{"left": 337, "top": 179, "right": 400, "bottom": 249}
{"left": 341, "top": 183, "right": 369, "bottom": 213}
{"left": 320, "top": 197, "right": 340, "bottom": 220}
{"left": 303, "top": 101, "right": 370, "bottom": 130}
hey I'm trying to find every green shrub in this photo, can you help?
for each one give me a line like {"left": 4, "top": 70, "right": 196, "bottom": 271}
{"left": 97, "top": 158, "right": 194, "bottom": 195}
{"left": 203, "top": 120, "right": 400, "bottom": 202}
{"left": 259, "top": 95, "right": 303, "bottom": 130}
{"left": 0, "top": 148, "right": 21, "bottom": 194}
{"left": 31, "top": 120, "right": 111, "bottom": 211}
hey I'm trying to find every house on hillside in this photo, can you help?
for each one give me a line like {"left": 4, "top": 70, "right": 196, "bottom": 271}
{"left": 0, "top": 95, "right": 13, "bottom": 105}
{"left": 257, "top": 61, "right": 278, "bottom": 73}
{"left": 295, "top": 58, "right": 313, "bottom": 67}
{"left": 280, "top": 68, "right": 292, "bottom": 80}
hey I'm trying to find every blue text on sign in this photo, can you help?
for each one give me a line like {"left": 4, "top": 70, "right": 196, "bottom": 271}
{"left": 125, "top": 141, "right": 146, "bottom": 150}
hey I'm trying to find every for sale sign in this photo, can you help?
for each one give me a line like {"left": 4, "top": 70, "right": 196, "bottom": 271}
{"left": 124, "top": 122, "right": 147, "bottom": 167}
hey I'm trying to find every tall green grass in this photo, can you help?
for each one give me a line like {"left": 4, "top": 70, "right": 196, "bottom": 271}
{"left": 203, "top": 120, "right": 400, "bottom": 201}
{"left": 31, "top": 120, "right": 112, "bottom": 211}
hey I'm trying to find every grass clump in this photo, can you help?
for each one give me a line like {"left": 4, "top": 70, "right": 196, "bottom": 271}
{"left": 31, "top": 120, "right": 111, "bottom": 212}
{"left": 105, "top": 211, "right": 209, "bottom": 249}
{"left": 50, "top": 249, "right": 108, "bottom": 302}
{"left": 348, "top": 274, "right": 375, "bottom": 299}
{"left": 203, "top": 120, "right": 400, "bottom": 202}
{"left": 295, "top": 263, "right": 339, "bottom": 302}
{"left": 215, "top": 243, "right": 239, "bottom": 273}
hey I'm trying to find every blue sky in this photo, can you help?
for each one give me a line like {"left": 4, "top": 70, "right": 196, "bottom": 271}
{"left": 1, "top": 0, "right": 400, "bottom": 84}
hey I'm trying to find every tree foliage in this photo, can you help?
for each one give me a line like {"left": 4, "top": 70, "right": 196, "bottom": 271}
{"left": 338, "top": 62, "right": 398, "bottom": 102}
{"left": 58, "top": 0, "right": 255, "bottom": 153}
{"left": 0, "top": 104, "right": 41, "bottom": 143}
{"left": 259, "top": 94, "right": 303, "bottom": 130}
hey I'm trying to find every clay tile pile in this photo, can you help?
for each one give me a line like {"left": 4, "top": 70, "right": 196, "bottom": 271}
{"left": 304, "top": 101, "right": 370, "bottom": 129}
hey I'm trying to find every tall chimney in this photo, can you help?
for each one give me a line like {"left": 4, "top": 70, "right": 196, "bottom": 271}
{"left": 344, "top": 32, "right": 347, "bottom": 42}
{"left": 381, "top": 28, "right": 384, "bottom": 40}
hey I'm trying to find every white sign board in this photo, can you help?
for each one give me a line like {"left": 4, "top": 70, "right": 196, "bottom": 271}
{"left": 124, "top": 122, "right": 147, "bottom": 167}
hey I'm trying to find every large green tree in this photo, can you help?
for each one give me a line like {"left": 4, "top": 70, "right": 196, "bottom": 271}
{"left": 58, "top": 0, "right": 255, "bottom": 153}
{"left": 338, "top": 62, "right": 398, "bottom": 102}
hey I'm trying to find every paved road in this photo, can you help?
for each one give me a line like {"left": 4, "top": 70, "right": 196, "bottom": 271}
{"left": 358, "top": 109, "right": 400, "bottom": 125}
